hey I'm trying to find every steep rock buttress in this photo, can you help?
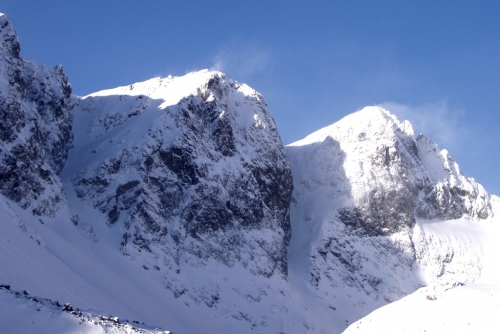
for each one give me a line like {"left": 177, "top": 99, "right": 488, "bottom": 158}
{"left": 66, "top": 71, "right": 293, "bottom": 280}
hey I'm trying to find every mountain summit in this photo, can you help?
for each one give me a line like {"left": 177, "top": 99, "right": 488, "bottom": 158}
{"left": 288, "top": 106, "right": 491, "bottom": 236}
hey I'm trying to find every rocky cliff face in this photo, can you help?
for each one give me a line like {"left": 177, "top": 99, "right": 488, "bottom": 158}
{"left": 66, "top": 70, "right": 292, "bottom": 279}
{"left": 0, "top": 13, "right": 73, "bottom": 216}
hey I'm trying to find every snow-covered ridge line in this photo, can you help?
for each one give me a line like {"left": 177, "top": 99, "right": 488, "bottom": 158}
{"left": 84, "top": 69, "right": 261, "bottom": 111}
{"left": 0, "top": 285, "right": 170, "bottom": 334}
{"left": 288, "top": 107, "right": 414, "bottom": 147}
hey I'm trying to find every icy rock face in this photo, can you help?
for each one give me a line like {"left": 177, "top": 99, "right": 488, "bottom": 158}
{"left": 0, "top": 13, "right": 73, "bottom": 216}
{"left": 69, "top": 70, "right": 292, "bottom": 278}
{"left": 286, "top": 107, "right": 493, "bottom": 321}
{"left": 415, "top": 134, "right": 491, "bottom": 220}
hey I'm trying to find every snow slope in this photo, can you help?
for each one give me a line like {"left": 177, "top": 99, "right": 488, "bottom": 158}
{"left": 343, "top": 196, "right": 500, "bottom": 333}
{"left": 343, "top": 283, "right": 500, "bottom": 334}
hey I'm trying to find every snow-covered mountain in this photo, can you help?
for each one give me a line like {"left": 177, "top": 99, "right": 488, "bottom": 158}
{"left": 67, "top": 70, "right": 292, "bottom": 280}
{"left": 286, "top": 107, "right": 496, "bottom": 327}
{"left": 0, "top": 12, "right": 498, "bottom": 334}
{"left": 0, "top": 12, "right": 304, "bottom": 333}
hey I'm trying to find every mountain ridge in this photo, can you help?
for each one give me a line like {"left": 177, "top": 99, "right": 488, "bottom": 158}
{"left": 0, "top": 12, "right": 497, "bottom": 334}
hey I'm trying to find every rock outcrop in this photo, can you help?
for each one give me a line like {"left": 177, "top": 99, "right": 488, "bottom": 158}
{"left": 415, "top": 133, "right": 491, "bottom": 220}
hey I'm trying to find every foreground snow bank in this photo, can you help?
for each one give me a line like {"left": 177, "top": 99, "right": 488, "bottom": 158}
{"left": 342, "top": 283, "right": 500, "bottom": 334}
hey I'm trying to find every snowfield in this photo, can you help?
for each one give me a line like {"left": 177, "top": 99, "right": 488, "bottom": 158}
{"left": 343, "top": 283, "right": 500, "bottom": 334}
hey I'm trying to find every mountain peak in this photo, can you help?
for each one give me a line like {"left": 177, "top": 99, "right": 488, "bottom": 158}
{"left": 70, "top": 67, "right": 293, "bottom": 278}
{"left": 0, "top": 13, "right": 20, "bottom": 59}
{"left": 289, "top": 106, "right": 414, "bottom": 147}
{"left": 86, "top": 69, "right": 226, "bottom": 98}
{"left": 287, "top": 103, "right": 492, "bottom": 236}
{"left": 338, "top": 106, "right": 415, "bottom": 137}
{"left": 83, "top": 69, "right": 247, "bottom": 111}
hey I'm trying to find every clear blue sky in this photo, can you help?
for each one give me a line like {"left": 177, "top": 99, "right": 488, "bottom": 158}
{"left": 1, "top": 0, "right": 499, "bottom": 194}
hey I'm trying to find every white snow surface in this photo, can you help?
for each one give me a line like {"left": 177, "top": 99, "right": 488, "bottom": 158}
{"left": 86, "top": 70, "right": 258, "bottom": 114}
{"left": 343, "top": 283, "right": 500, "bottom": 334}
